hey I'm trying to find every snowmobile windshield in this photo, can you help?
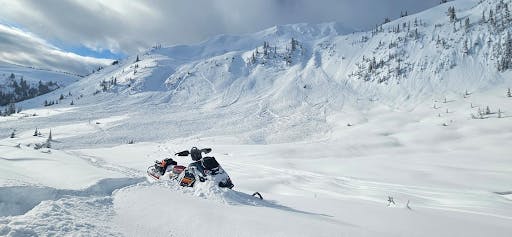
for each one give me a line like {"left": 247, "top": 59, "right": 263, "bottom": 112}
{"left": 190, "top": 147, "right": 202, "bottom": 161}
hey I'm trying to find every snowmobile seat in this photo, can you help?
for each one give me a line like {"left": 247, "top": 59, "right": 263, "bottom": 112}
{"left": 157, "top": 158, "right": 178, "bottom": 175}
{"left": 201, "top": 156, "right": 219, "bottom": 170}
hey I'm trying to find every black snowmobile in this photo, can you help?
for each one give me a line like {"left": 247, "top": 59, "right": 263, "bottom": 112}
{"left": 147, "top": 147, "right": 234, "bottom": 189}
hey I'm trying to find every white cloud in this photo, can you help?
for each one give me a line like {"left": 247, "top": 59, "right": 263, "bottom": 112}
{"left": 0, "top": 24, "right": 111, "bottom": 75}
{"left": 0, "top": 0, "right": 440, "bottom": 55}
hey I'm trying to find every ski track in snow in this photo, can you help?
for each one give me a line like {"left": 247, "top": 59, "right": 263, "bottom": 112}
{"left": 223, "top": 160, "right": 512, "bottom": 220}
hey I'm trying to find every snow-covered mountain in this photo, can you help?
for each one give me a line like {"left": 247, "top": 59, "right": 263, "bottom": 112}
{"left": 1, "top": 0, "right": 511, "bottom": 236}
{"left": 10, "top": 0, "right": 510, "bottom": 144}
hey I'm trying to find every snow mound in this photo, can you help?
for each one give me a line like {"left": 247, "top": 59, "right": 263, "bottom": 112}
{"left": 0, "top": 177, "right": 144, "bottom": 217}
{"left": 0, "top": 196, "right": 121, "bottom": 237}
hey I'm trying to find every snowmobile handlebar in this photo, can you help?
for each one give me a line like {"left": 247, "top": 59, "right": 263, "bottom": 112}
{"left": 175, "top": 150, "right": 190, "bottom": 156}
{"left": 175, "top": 148, "right": 212, "bottom": 156}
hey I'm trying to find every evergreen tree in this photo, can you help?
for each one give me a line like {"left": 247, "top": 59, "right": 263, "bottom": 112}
{"left": 489, "top": 9, "right": 495, "bottom": 27}
{"left": 504, "top": 33, "right": 512, "bottom": 70}
{"left": 290, "top": 38, "right": 297, "bottom": 52}
{"left": 463, "top": 38, "right": 469, "bottom": 54}
{"left": 448, "top": 6, "right": 457, "bottom": 22}
{"left": 33, "top": 128, "right": 38, "bottom": 136}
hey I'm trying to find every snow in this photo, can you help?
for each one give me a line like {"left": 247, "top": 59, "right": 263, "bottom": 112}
{"left": 1, "top": 0, "right": 512, "bottom": 236}
{"left": 0, "top": 63, "right": 81, "bottom": 86}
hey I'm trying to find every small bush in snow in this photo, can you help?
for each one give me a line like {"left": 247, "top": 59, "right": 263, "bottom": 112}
{"left": 387, "top": 196, "right": 396, "bottom": 206}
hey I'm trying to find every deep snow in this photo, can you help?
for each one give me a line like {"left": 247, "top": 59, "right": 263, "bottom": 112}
{"left": 1, "top": 0, "right": 512, "bottom": 236}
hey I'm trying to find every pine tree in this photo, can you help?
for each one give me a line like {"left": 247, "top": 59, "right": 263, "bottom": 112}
{"left": 465, "top": 17, "right": 470, "bottom": 31}
{"left": 463, "top": 38, "right": 469, "bottom": 54}
{"left": 10, "top": 131, "right": 15, "bottom": 138}
{"left": 505, "top": 3, "right": 511, "bottom": 23}
{"left": 135, "top": 55, "right": 140, "bottom": 62}
{"left": 486, "top": 106, "right": 491, "bottom": 114}
{"left": 507, "top": 88, "right": 512, "bottom": 97}
{"left": 290, "top": 38, "right": 297, "bottom": 52}
{"left": 48, "top": 129, "right": 52, "bottom": 141}
{"left": 489, "top": 9, "right": 495, "bottom": 27}
{"left": 448, "top": 6, "right": 457, "bottom": 22}
{"left": 503, "top": 33, "right": 512, "bottom": 70}
{"left": 33, "top": 128, "right": 38, "bottom": 136}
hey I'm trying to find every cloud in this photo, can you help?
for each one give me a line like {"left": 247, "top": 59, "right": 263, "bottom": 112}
{"left": 0, "top": 0, "right": 440, "bottom": 55}
{"left": 0, "top": 24, "right": 112, "bottom": 75}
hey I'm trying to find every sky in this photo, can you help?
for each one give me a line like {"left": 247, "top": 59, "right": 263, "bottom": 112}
{"left": 0, "top": 0, "right": 440, "bottom": 73}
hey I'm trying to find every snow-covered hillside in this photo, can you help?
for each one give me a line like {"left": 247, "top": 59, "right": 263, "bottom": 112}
{"left": 1, "top": 0, "right": 511, "bottom": 236}
{"left": 0, "top": 63, "right": 82, "bottom": 112}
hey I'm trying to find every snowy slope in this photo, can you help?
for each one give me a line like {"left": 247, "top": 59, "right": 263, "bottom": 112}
{"left": 0, "top": 62, "right": 81, "bottom": 87}
{"left": 1, "top": 0, "right": 512, "bottom": 236}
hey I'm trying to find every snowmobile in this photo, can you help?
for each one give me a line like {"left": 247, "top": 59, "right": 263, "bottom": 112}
{"left": 147, "top": 147, "right": 234, "bottom": 189}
